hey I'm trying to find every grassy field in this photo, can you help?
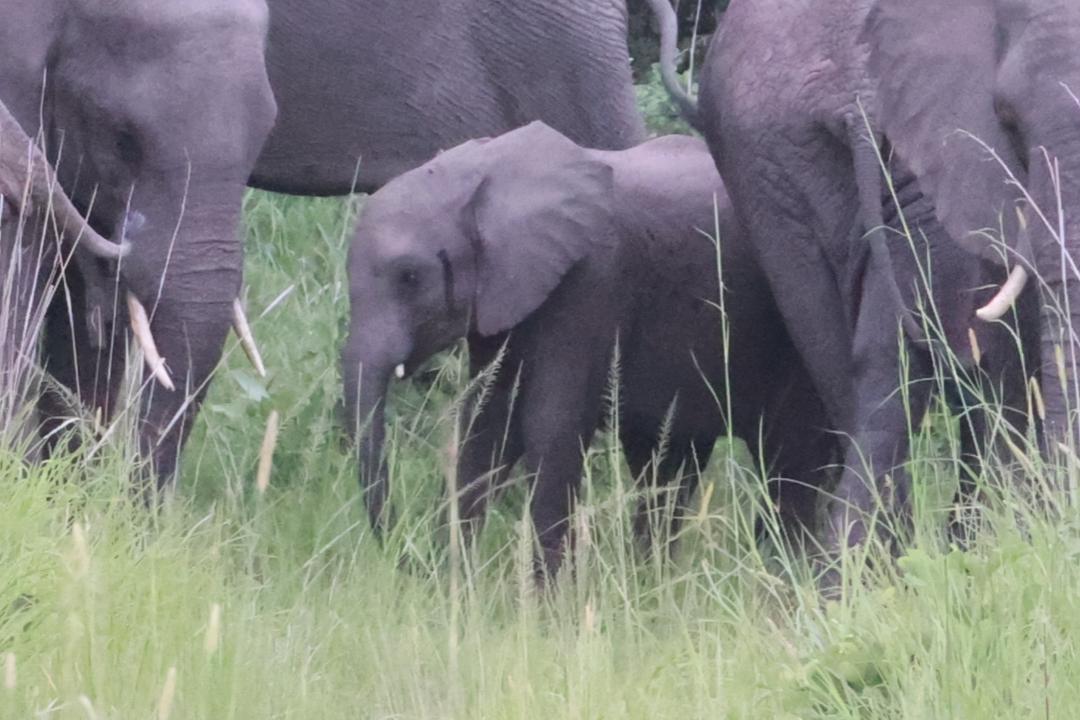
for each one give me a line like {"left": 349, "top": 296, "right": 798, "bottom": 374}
{"left": 5, "top": 103, "right": 1080, "bottom": 717}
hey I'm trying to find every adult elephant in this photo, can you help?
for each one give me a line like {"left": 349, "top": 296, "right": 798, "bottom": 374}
{"left": 250, "top": 0, "right": 646, "bottom": 195}
{"left": 649, "top": 0, "right": 1078, "bottom": 567}
{"left": 0, "top": 0, "right": 278, "bottom": 486}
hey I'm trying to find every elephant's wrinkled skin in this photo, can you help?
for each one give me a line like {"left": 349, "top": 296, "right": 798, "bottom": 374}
{"left": 250, "top": 0, "right": 646, "bottom": 195}
{"left": 0, "top": 0, "right": 277, "bottom": 486}
{"left": 342, "top": 122, "right": 837, "bottom": 578}
{"left": 652, "top": 0, "right": 1074, "bottom": 565}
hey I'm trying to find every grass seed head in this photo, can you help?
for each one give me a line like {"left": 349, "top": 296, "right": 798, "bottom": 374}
{"left": 157, "top": 666, "right": 178, "bottom": 720}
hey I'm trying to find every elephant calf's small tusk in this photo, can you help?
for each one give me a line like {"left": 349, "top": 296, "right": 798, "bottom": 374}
{"left": 232, "top": 299, "right": 267, "bottom": 378}
{"left": 975, "top": 265, "right": 1029, "bottom": 322}
{"left": 395, "top": 364, "right": 405, "bottom": 379}
{"left": 126, "top": 292, "right": 175, "bottom": 391}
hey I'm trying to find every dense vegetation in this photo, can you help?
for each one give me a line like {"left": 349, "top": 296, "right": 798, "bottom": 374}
{"left": 626, "top": 0, "right": 721, "bottom": 80}
{"left": 4, "top": 25, "right": 1080, "bottom": 719}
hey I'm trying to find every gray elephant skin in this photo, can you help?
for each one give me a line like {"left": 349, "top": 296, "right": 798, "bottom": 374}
{"left": 1, "top": 101, "right": 127, "bottom": 439}
{"left": 342, "top": 122, "right": 837, "bottom": 577}
{"left": 250, "top": 0, "right": 646, "bottom": 195}
{"left": 650, "top": 0, "right": 1075, "bottom": 560}
{"left": 0, "top": 0, "right": 277, "bottom": 485}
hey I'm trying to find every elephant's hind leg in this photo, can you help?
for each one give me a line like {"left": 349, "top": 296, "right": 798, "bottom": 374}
{"left": 623, "top": 421, "right": 715, "bottom": 556}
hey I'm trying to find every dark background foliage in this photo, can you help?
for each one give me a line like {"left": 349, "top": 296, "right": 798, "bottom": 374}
{"left": 627, "top": 0, "right": 725, "bottom": 80}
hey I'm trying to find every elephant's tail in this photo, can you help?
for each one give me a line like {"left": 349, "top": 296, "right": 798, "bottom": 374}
{"left": 848, "top": 115, "right": 927, "bottom": 347}
{"left": 643, "top": 0, "right": 703, "bottom": 132}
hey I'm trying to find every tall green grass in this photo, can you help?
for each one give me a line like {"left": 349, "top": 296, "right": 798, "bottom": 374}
{"left": 4, "top": 184, "right": 1080, "bottom": 718}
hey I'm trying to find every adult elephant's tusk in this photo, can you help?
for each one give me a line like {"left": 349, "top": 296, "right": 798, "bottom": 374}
{"left": 232, "top": 298, "right": 267, "bottom": 378}
{"left": 976, "top": 265, "right": 1029, "bottom": 321}
{"left": 46, "top": 178, "right": 130, "bottom": 260}
{"left": 127, "top": 292, "right": 175, "bottom": 391}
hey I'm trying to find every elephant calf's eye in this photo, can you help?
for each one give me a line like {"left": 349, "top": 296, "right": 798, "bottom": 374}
{"left": 398, "top": 268, "right": 420, "bottom": 288}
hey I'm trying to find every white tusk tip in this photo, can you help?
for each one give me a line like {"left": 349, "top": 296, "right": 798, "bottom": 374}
{"left": 156, "top": 368, "right": 177, "bottom": 392}
{"left": 394, "top": 364, "right": 405, "bottom": 379}
{"left": 126, "top": 292, "right": 175, "bottom": 391}
{"left": 975, "top": 266, "right": 1029, "bottom": 323}
{"left": 232, "top": 298, "right": 267, "bottom": 378}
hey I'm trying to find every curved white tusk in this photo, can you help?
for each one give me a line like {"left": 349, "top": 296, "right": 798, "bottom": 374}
{"left": 37, "top": 161, "right": 130, "bottom": 260}
{"left": 126, "top": 292, "right": 175, "bottom": 391}
{"left": 232, "top": 299, "right": 267, "bottom": 378}
{"left": 394, "top": 364, "right": 405, "bottom": 379}
{"left": 976, "top": 265, "right": 1029, "bottom": 322}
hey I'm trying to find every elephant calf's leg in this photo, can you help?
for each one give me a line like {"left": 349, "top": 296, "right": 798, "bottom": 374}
{"left": 523, "top": 441, "right": 587, "bottom": 583}
{"left": 454, "top": 384, "right": 524, "bottom": 546}
{"left": 520, "top": 393, "right": 598, "bottom": 583}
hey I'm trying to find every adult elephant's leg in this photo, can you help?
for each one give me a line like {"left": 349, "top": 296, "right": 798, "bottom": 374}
{"left": 825, "top": 266, "right": 934, "bottom": 559}
{"left": 750, "top": 357, "right": 838, "bottom": 554}
{"left": 950, "top": 307, "right": 1034, "bottom": 543}
{"left": 750, "top": 216, "right": 856, "bottom": 434}
{"left": 951, "top": 403, "right": 989, "bottom": 544}
{"left": 667, "top": 440, "right": 712, "bottom": 545}
{"left": 622, "top": 424, "right": 664, "bottom": 549}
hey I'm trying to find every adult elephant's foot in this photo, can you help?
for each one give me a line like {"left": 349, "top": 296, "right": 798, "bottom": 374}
{"left": 821, "top": 440, "right": 914, "bottom": 594}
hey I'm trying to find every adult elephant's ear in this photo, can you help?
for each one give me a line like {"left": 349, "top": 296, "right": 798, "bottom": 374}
{"left": 866, "top": 0, "right": 1025, "bottom": 259}
{"left": 467, "top": 122, "right": 616, "bottom": 337}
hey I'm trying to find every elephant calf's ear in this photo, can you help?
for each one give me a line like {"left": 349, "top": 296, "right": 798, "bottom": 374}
{"left": 468, "top": 124, "right": 616, "bottom": 337}
{"left": 866, "top": 0, "right": 1025, "bottom": 258}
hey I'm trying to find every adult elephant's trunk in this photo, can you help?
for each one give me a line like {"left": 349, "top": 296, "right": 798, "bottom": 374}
{"left": 642, "top": 0, "right": 703, "bottom": 131}
{"left": 126, "top": 191, "right": 247, "bottom": 487}
{"left": 39, "top": 181, "right": 248, "bottom": 490}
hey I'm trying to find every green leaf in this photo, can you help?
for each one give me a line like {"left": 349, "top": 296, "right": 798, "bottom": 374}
{"left": 230, "top": 369, "right": 270, "bottom": 403}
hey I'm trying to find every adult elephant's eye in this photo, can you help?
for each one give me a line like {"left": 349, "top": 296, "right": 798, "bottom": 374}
{"left": 116, "top": 127, "right": 142, "bottom": 165}
{"left": 398, "top": 267, "right": 419, "bottom": 288}
{"left": 994, "top": 95, "right": 1029, "bottom": 172}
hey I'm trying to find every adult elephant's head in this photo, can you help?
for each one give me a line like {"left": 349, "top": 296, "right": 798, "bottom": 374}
{"left": 0, "top": 0, "right": 276, "bottom": 480}
{"left": 867, "top": 0, "right": 1080, "bottom": 449}
{"left": 342, "top": 122, "right": 614, "bottom": 530}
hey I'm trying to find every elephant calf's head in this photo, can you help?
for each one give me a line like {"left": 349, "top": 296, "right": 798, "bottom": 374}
{"left": 341, "top": 121, "right": 616, "bottom": 530}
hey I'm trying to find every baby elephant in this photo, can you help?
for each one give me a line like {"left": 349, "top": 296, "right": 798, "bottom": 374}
{"left": 343, "top": 121, "right": 835, "bottom": 577}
